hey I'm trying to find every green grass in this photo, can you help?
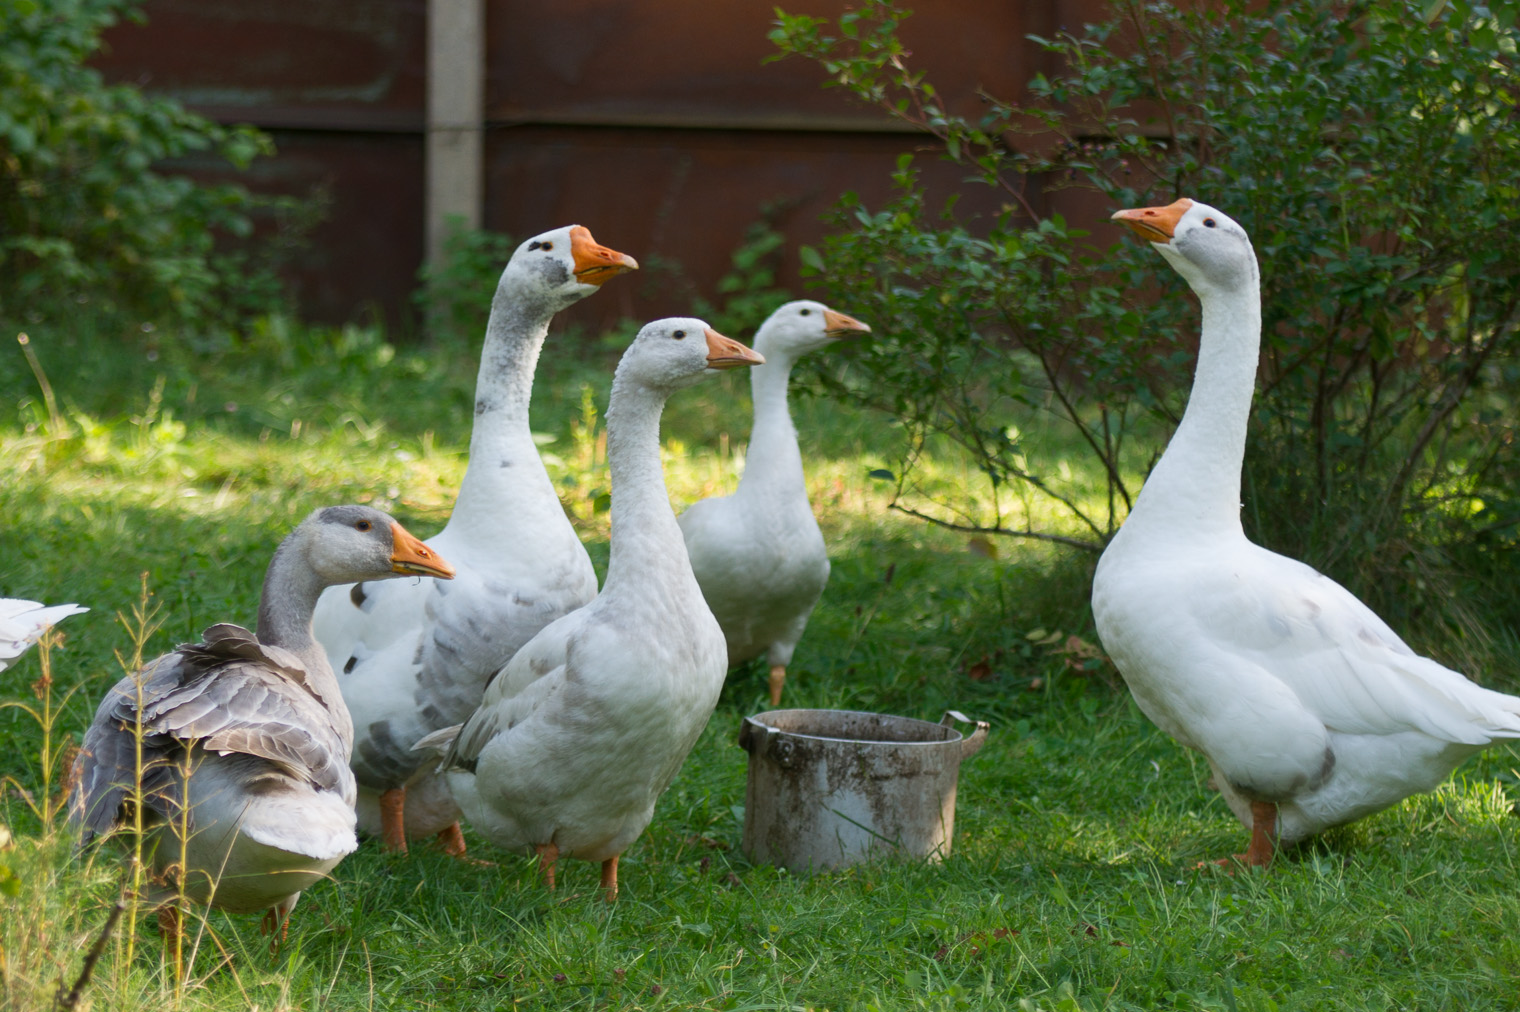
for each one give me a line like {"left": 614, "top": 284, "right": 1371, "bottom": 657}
{"left": 2, "top": 319, "right": 1519, "bottom": 1011}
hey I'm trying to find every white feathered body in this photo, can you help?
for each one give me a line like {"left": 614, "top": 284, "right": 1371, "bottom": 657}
{"left": 440, "top": 581, "right": 726, "bottom": 861}
{"left": 678, "top": 302, "right": 865, "bottom": 676}
{"left": 311, "top": 249, "right": 610, "bottom": 838}
{"left": 680, "top": 487, "right": 828, "bottom": 669}
{"left": 420, "top": 318, "right": 746, "bottom": 872}
{"left": 1093, "top": 533, "right": 1520, "bottom": 843}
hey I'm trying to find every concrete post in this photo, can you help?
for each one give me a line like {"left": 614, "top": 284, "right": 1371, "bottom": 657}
{"left": 426, "top": 0, "right": 485, "bottom": 266}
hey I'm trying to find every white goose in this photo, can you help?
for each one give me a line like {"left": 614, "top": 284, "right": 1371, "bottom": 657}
{"left": 679, "top": 300, "right": 869, "bottom": 705}
{"left": 415, "top": 319, "right": 764, "bottom": 899}
{"left": 1091, "top": 197, "right": 1520, "bottom": 865}
{"left": 0, "top": 598, "right": 87, "bottom": 672}
{"left": 71, "top": 506, "right": 455, "bottom": 939}
{"left": 311, "top": 225, "right": 637, "bottom": 855}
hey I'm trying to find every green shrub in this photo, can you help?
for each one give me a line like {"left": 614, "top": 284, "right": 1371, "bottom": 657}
{"left": 0, "top": 0, "right": 290, "bottom": 333}
{"left": 771, "top": 0, "right": 1520, "bottom": 627}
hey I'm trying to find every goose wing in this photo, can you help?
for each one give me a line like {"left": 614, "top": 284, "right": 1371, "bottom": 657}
{"left": 429, "top": 611, "right": 581, "bottom": 770}
{"left": 71, "top": 624, "right": 349, "bottom": 840}
{"left": 0, "top": 599, "right": 88, "bottom": 669}
{"left": 315, "top": 541, "right": 597, "bottom": 786}
{"left": 1192, "top": 545, "right": 1520, "bottom": 743}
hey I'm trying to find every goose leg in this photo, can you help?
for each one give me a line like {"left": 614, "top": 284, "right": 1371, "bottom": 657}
{"left": 436, "top": 821, "right": 467, "bottom": 857}
{"left": 1196, "top": 800, "right": 1278, "bottom": 872}
{"left": 1242, "top": 800, "right": 1277, "bottom": 867}
{"left": 600, "top": 856, "right": 619, "bottom": 902}
{"left": 378, "top": 787, "right": 408, "bottom": 854}
{"left": 259, "top": 896, "right": 296, "bottom": 953}
{"left": 768, "top": 664, "right": 787, "bottom": 707}
{"left": 535, "top": 842, "right": 558, "bottom": 890}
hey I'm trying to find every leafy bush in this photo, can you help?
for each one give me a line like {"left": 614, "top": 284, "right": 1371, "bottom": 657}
{"left": 0, "top": 0, "right": 289, "bottom": 333}
{"left": 771, "top": 0, "right": 1520, "bottom": 623}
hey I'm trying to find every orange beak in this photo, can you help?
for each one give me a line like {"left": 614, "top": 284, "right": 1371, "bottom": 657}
{"left": 570, "top": 226, "right": 639, "bottom": 285}
{"left": 389, "top": 523, "right": 455, "bottom": 579}
{"left": 1112, "top": 198, "right": 1193, "bottom": 243}
{"left": 822, "top": 308, "right": 871, "bottom": 339}
{"left": 704, "top": 329, "right": 765, "bottom": 369}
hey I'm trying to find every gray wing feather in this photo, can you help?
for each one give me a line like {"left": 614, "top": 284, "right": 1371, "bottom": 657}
{"left": 70, "top": 624, "right": 348, "bottom": 842}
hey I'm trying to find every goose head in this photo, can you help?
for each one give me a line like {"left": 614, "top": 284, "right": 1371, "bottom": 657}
{"left": 1112, "top": 198, "right": 1258, "bottom": 294}
{"left": 616, "top": 317, "right": 765, "bottom": 394}
{"left": 295, "top": 505, "right": 456, "bottom": 586}
{"left": 497, "top": 224, "right": 639, "bottom": 309}
{"left": 753, "top": 300, "right": 871, "bottom": 359}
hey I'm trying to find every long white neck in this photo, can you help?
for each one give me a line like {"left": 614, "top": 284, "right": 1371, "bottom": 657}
{"left": 255, "top": 537, "right": 338, "bottom": 704}
{"left": 1124, "top": 277, "right": 1261, "bottom": 542}
{"left": 735, "top": 348, "right": 806, "bottom": 502}
{"left": 445, "top": 283, "right": 562, "bottom": 540}
{"left": 600, "top": 376, "right": 694, "bottom": 605}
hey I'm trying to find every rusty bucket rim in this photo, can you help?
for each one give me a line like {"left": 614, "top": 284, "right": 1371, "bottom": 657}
{"left": 742, "top": 707, "right": 967, "bottom": 749}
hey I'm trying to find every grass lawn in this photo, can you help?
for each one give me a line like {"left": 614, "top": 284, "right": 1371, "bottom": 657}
{"left": 2, "top": 318, "right": 1518, "bottom": 1011}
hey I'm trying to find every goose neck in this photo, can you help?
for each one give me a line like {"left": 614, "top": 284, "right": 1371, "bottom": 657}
{"left": 450, "top": 287, "right": 557, "bottom": 523}
{"left": 601, "top": 377, "right": 687, "bottom": 598}
{"left": 736, "top": 352, "right": 805, "bottom": 499}
{"left": 1128, "top": 281, "right": 1261, "bottom": 539}
{"left": 255, "top": 537, "right": 334, "bottom": 688}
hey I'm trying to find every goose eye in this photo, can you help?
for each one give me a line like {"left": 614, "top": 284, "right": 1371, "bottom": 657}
{"left": 800, "top": 308, "right": 812, "bottom": 316}
{"left": 672, "top": 330, "right": 686, "bottom": 339}
{"left": 541, "top": 241, "right": 553, "bottom": 251}
{"left": 1203, "top": 218, "right": 1217, "bottom": 228}
{"left": 356, "top": 520, "right": 372, "bottom": 532}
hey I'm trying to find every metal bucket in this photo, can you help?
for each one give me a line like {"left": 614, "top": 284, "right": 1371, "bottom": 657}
{"left": 738, "top": 708, "right": 989, "bottom": 872}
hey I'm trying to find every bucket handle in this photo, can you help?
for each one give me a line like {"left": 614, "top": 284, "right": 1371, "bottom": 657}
{"left": 738, "top": 718, "right": 797, "bottom": 767}
{"left": 941, "top": 710, "right": 989, "bottom": 761}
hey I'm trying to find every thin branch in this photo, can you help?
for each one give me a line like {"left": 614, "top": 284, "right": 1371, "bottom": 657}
{"left": 1035, "top": 340, "right": 1132, "bottom": 517}
{"left": 1378, "top": 297, "right": 1520, "bottom": 526}
{"left": 887, "top": 502, "right": 1104, "bottom": 552}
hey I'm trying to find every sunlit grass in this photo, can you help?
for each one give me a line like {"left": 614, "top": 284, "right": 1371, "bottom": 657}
{"left": 2, "top": 320, "right": 1519, "bottom": 1010}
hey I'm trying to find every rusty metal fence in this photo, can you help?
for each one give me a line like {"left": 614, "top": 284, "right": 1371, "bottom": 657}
{"left": 96, "top": 0, "right": 1106, "bottom": 330}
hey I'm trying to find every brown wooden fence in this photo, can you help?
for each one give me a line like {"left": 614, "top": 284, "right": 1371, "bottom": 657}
{"left": 96, "top": 0, "right": 1109, "bottom": 331}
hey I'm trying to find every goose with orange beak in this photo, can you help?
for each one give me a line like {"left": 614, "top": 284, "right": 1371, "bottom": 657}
{"left": 1092, "top": 197, "right": 1520, "bottom": 867}
{"left": 72, "top": 506, "right": 454, "bottom": 944}
{"left": 679, "top": 299, "right": 871, "bottom": 706}
{"left": 310, "top": 225, "right": 638, "bottom": 857}
{"left": 417, "top": 319, "right": 764, "bottom": 900}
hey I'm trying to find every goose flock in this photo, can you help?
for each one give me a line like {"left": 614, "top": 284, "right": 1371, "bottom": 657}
{"left": 2, "top": 202, "right": 1512, "bottom": 939}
